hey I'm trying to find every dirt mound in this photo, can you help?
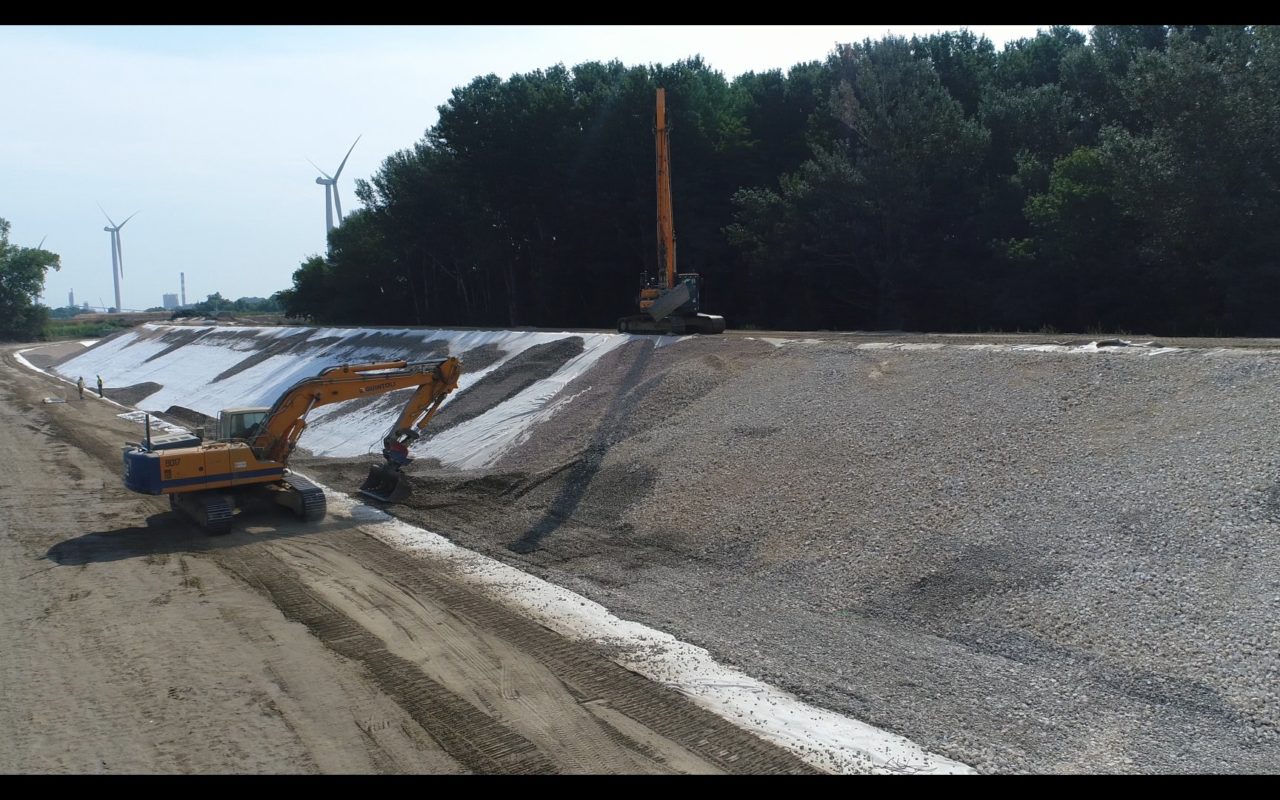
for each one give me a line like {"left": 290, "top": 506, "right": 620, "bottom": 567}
{"left": 106, "top": 382, "right": 163, "bottom": 406}
{"left": 498, "top": 337, "right": 772, "bottom": 473}
{"left": 160, "top": 405, "right": 217, "bottom": 431}
{"left": 302, "top": 337, "right": 772, "bottom": 559}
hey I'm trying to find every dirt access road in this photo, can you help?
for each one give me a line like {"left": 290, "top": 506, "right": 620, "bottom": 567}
{"left": 0, "top": 344, "right": 814, "bottom": 774}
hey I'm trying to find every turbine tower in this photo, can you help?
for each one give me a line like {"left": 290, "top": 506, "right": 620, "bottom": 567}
{"left": 309, "top": 135, "right": 361, "bottom": 234}
{"left": 99, "top": 205, "right": 138, "bottom": 313}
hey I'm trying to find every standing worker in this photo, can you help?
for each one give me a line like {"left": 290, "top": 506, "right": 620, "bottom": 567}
{"left": 96, "top": 375, "right": 104, "bottom": 398}
{"left": 77, "top": 376, "right": 85, "bottom": 400}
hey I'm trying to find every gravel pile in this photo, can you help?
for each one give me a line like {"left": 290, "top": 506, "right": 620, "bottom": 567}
{"left": 305, "top": 336, "right": 1280, "bottom": 773}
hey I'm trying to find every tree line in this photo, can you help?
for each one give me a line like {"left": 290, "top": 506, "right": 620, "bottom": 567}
{"left": 0, "top": 217, "right": 59, "bottom": 340}
{"left": 277, "top": 25, "right": 1280, "bottom": 337}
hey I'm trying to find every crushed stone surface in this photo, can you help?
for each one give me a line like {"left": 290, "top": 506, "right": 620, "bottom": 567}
{"left": 305, "top": 336, "right": 1280, "bottom": 773}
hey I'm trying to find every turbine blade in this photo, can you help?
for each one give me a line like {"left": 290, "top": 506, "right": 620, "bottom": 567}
{"left": 97, "top": 202, "right": 118, "bottom": 229}
{"left": 334, "top": 185, "right": 343, "bottom": 221}
{"left": 308, "top": 158, "right": 333, "bottom": 180}
{"left": 37, "top": 235, "right": 47, "bottom": 249}
{"left": 115, "top": 232, "right": 124, "bottom": 278}
{"left": 333, "top": 134, "right": 361, "bottom": 179}
{"left": 119, "top": 210, "right": 139, "bottom": 229}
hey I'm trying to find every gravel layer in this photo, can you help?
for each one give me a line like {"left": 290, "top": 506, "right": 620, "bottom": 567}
{"left": 305, "top": 336, "right": 1280, "bottom": 773}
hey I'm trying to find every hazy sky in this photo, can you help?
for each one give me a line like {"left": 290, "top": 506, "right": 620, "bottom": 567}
{"left": 1, "top": 25, "right": 1089, "bottom": 311}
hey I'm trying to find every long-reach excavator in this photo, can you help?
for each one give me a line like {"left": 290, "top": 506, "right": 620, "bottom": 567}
{"left": 617, "top": 88, "right": 726, "bottom": 335}
{"left": 122, "top": 358, "right": 462, "bottom": 533}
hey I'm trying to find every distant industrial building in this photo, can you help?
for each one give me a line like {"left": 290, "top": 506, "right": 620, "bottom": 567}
{"left": 162, "top": 293, "right": 179, "bottom": 310}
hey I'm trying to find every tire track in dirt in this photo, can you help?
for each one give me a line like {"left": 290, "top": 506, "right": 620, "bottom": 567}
{"left": 220, "top": 530, "right": 815, "bottom": 774}
{"left": 214, "top": 540, "right": 555, "bottom": 774}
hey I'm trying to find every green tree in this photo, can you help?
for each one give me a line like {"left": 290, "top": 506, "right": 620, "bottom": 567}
{"left": 1017, "top": 145, "right": 1141, "bottom": 331}
{"left": 1103, "top": 26, "right": 1280, "bottom": 334}
{"left": 303, "top": 57, "right": 759, "bottom": 329}
{"left": 726, "top": 146, "right": 875, "bottom": 328}
{"left": 276, "top": 26, "right": 1280, "bottom": 336}
{"left": 910, "top": 29, "right": 997, "bottom": 117}
{"left": 0, "top": 217, "right": 60, "bottom": 340}
{"left": 729, "top": 37, "right": 990, "bottom": 330}
{"left": 276, "top": 256, "right": 333, "bottom": 321}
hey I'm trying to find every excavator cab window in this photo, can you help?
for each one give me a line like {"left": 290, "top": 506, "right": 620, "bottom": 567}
{"left": 220, "top": 410, "right": 268, "bottom": 441}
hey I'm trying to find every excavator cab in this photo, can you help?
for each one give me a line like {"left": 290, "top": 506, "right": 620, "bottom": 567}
{"left": 219, "top": 408, "right": 269, "bottom": 441}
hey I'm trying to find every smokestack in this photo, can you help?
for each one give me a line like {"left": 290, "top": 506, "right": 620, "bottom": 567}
{"left": 69, "top": 289, "right": 74, "bottom": 307}
{"left": 180, "top": 272, "right": 186, "bottom": 306}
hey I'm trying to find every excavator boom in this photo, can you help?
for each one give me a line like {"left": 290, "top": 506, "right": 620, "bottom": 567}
{"left": 656, "top": 87, "right": 675, "bottom": 290}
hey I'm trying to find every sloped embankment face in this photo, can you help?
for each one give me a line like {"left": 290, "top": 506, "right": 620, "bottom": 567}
{"left": 423, "top": 338, "right": 586, "bottom": 439}
{"left": 53, "top": 323, "right": 636, "bottom": 464}
{"left": 309, "top": 336, "right": 1280, "bottom": 774}
{"left": 302, "top": 335, "right": 772, "bottom": 549}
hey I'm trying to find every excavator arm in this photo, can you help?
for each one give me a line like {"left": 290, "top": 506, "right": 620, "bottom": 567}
{"left": 377, "top": 362, "right": 463, "bottom": 466}
{"left": 656, "top": 86, "right": 675, "bottom": 291}
{"left": 250, "top": 358, "right": 462, "bottom": 466}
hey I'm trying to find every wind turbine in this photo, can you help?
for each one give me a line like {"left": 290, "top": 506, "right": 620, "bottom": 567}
{"left": 309, "top": 135, "right": 361, "bottom": 234}
{"left": 99, "top": 205, "right": 138, "bottom": 313}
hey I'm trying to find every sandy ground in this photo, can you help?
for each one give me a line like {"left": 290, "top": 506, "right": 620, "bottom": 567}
{"left": 0, "top": 343, "right": 814, "bottom": 774}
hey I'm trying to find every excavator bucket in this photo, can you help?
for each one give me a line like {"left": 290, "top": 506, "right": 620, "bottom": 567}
{"left": 358, "top": 462, "right": 412, "bottom": 504}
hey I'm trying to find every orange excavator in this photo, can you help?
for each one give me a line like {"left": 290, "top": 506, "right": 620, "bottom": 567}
{"left": 122, "top": 358, "right": 462, "bottom": 533}
{"left": 617, "top": 88, "right": 726, "bottom": 335}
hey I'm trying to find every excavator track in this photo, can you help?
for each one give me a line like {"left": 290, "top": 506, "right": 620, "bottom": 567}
{"left": 283, "top": 474, "right": 327, "bottom": 522}
{"left": 171, "top": 491, "right": 234, "bottom": 535}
